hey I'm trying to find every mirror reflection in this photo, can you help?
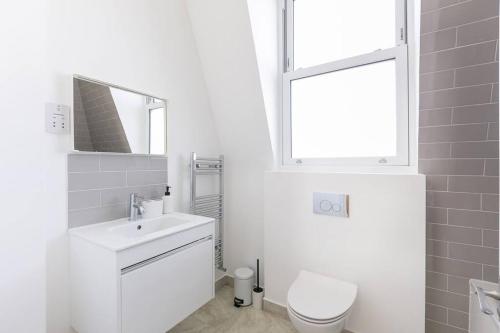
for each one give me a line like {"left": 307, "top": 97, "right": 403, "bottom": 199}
{"left": 73, "top": 77, "right": 166, "bottom": 155}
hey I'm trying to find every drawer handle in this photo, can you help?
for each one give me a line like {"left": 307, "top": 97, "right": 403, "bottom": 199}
{"left": 121, "top": 236, "right": 212, "bottom": 275}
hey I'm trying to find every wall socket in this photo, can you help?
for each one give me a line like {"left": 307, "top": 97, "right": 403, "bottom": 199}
{"left": 313, "top": 192, "right": 349, "bottom": 217}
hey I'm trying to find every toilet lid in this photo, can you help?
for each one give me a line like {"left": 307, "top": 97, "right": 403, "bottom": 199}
{"left": 287, "top": 271, "right": 357, "bottom": 321}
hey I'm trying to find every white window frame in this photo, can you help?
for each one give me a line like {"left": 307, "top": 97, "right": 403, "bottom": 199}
{"left": 282, "top": 0, "right": 410, "bottom": 167}
{"left": 146, "top": 97, "right": 167, "bottom": 155}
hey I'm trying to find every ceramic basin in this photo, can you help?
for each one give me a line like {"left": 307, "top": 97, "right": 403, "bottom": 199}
{"left": 68, "top": 212, "right": 214, "bottom": 251}
{"left": 108, "top": 216, "right": 192, "bottom": 238}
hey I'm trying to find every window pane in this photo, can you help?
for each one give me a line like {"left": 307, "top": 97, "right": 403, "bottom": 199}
{"left": 293, "top": 0, "right": 396, "bottom": 69}
{"left": 149, "top": 108, "right": 165, "bottom": 154}
{"left": 291, "top": 60, "right": 397, "bottom": 159}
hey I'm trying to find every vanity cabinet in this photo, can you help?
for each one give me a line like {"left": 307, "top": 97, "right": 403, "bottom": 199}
{"left": 121, "top": 237, "right": 213, "bottom": 333}
{"left": 69, "top": 216, "right": 214, "bottom": 333}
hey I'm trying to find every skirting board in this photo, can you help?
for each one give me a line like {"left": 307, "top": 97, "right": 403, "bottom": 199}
{"left": 215, "top": 275, "right": 353, "bottom": 333}
{"left": 263, "top": 298, "right": 288, "bottom": 320}
{"left": 215, "top": 274, "right": 234, "bottom": 292}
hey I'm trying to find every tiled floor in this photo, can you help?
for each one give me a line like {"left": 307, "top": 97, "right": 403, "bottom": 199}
{"left": 169, "top": 286, "right": 297, "bottom": 333}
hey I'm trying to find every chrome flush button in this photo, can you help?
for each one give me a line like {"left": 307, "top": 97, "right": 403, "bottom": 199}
{"left": 313, "top": 192, "right": 349, "bottom": 217}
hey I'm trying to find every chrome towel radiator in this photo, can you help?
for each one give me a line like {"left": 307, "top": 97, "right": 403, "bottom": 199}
{"left": 190, "top": 152, "right": 226, "bottom": 272}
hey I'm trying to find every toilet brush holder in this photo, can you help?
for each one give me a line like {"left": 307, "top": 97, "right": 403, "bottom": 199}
{"left": 252, "top": 287, "right": 264, "bottom": 310}
{"left": 252, "top": 258, "right": 263, "bottom": 310}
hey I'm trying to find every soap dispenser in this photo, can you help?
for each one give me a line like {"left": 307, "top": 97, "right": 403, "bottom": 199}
{"left": 162, "top": 185, "right": 172, "bottom": 214}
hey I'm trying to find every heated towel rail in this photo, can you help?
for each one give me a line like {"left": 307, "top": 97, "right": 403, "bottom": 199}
{"left": 190, "top": 152, "right": 226, "bottom": 272}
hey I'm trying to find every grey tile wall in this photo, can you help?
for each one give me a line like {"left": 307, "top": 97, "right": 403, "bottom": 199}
{"left": 68, "top": 153, "right": 168, "bottom": 228}
{"left": 419, "top": 0, "right": 499, "bottom": 332}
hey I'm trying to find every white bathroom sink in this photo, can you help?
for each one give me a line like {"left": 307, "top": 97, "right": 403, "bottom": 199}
{"left": 69, "top": 212, "right": 215, "bottom": 333}
{"left": 69, "top": 212, "right": 214, "bottom": 251}
{"left": 108, "top": 216, "right": 192, "bottom": 239}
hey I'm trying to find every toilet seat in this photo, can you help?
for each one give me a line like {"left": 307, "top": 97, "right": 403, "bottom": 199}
{"left": 287, "top": 271, "right": 357, "bottom": 323}
{"left": 287, "top": 302, "right": 351, "bottom": 324}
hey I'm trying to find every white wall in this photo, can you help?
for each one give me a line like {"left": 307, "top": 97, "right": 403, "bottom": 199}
{"left": 1, "top": 0, "right": 220, "bottom": 332}
{"left": 264, "top": 171, "right": 425, "bottom": 333}
{"left": 246, "top": 0, "right": 281, "bottom": 166}
{"left": 186, "top": 0, "right": 274, "bottom": 279}
{"left": 0, "top": 1, "right": 48, "bottom": 332}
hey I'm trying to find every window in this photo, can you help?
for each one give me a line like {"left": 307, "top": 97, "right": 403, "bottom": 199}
{"left": 283, "top": 0, "right": 409, "bottom": 166}
{"left": 147, "top": 98, "right": 166, "bottom": 155}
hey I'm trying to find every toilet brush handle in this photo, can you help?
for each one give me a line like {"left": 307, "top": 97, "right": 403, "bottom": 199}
{"left": 256, "top": 259, "right": 260, "bottom": 288}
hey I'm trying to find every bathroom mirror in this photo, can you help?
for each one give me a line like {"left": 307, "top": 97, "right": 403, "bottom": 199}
{"left": 73, "top": 76, "right": 167, "bottom": 155}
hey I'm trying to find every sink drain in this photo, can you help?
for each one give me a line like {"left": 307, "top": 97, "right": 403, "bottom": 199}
{"left": 137, "top": 225, "right": 142, "bottom": 230}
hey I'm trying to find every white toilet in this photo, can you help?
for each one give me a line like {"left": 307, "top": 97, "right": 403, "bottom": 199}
{"left": 287, "top": 271, "right": 357, "bottom": 333}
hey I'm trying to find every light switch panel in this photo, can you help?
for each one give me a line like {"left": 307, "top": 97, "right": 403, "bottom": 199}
{"left": 45, "top": 103, "right": 70, "bottom": 134}
{"left": 313, "top": 192, "right": 349, "bottom": 217}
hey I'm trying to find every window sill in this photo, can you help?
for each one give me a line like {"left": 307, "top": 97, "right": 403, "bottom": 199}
{"left": 272, "top": 164, "right": 419, "bottom": 176}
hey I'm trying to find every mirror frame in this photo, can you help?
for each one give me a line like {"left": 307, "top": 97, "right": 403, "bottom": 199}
{"left": 72, "top": 74, "right": 168, "bottom": 156}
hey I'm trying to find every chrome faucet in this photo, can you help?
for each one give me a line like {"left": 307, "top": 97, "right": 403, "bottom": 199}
{"left": 129, "top": 193, "right": 145, "bottom": 221}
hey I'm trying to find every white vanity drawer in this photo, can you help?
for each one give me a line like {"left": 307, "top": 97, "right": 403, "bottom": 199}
{"left": 117, "top": 222, "right": 214, "bottom": 269}
{"left": 121, "top": 237, "right": 214, "bottom": 333}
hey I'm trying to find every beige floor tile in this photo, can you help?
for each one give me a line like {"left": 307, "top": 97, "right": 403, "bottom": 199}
{"left": 169, "top": 286, "right": 297, "bottom": 333}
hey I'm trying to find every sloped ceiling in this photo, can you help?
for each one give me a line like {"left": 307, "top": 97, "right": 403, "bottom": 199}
{"left": 186, "top": 0, "right": 278, "bottom": 275}
{"left": 186, "top": 0, "right": 275, "bottom": 165}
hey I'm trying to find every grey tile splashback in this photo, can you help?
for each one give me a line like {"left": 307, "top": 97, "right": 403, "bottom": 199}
{"left": 420, "top": 0, "right": 498, "bottom": 33}
{"left": 452, "top": 103, "right": 499, "bottom": 124}
{"left": 69, "top": 172, "right": 126, "bottom": 191}
{"left": 448, "top": 209, "right": 499, "bottom": 229}
{"left": 447, "top": 275, "right": 469, "bottom": 295}
{"left": 421, "top": 0, "right": 463, "bottom": 13}
{"left": 426, "top": 303, "right": 447, "bottom": 323}
{"left": 420, "top": 41, "right": 497, "bottom": 73}
{"left": 68, "top": 153, "right": 168, "bottom": 228}
{"left": 420, "top": 85, "right": 493, "bottom": 109}
{"left": 448, "top": 309, "right": 468, "bottom": 330}
{"left": 419, "top": 123, "right": 489, "bottom": 142}
{"left": 420, "top": 72, "right": 455, "bottom": 93}
{"left": 426, "top": 287, "right": 468, "bottom": 312}
{"left": 419, "top": 0, "right": 499, "bottom": 331}
{"left": 455, "top": 62, "right": 499, "bottom": 87}
{"left": 427, "top": 255, "right": 483, "bottom": 280}
{"left": 457, "top": 17, "right": 499, "bottom": 46}
{"left": 420, "top": 28, "right": 457, "bottom": 54}
{"left": 451, "top": 141, "right": 499, "bottom": 158}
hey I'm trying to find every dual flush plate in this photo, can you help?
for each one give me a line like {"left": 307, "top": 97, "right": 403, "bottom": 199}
{"left": 313, "top": 192, "right": 349, "bottom": 218}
